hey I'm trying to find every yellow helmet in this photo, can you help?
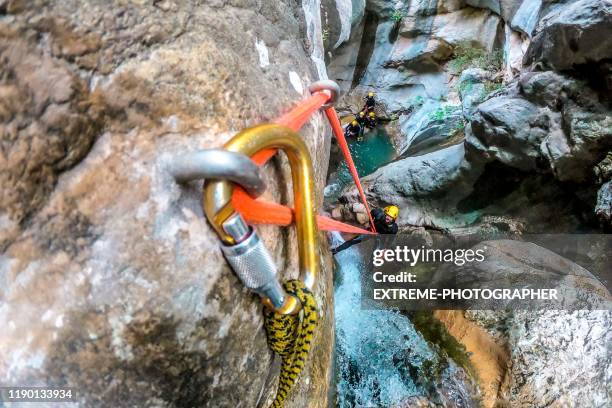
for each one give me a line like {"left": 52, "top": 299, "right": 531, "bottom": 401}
{"left": 359, "top": 111, "right": 365, "bottom": 117}
{"left": 368, "top": 92, "right": 375, "bottom": 97}
{"left": 384, "top": 205, "right": 399, "bottom": 220}
{"left": 369, "top": 111, "right": 376, "bottom": 117}
{"left": 351, "top": 120, "right": 358, "bottom": 126}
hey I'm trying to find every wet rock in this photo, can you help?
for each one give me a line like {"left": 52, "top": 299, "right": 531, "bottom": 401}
{"left": 525, "top": 0, "right": 612, "bottom": 70}
{"left": 595, "top": 181, "right": 612, "bottom": 229}
{"left": 0, "top": 1, "right": 335, "bottom": 407}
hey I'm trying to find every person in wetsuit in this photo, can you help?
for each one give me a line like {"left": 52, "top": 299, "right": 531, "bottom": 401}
{"left": 363, "top": 92, "right": 376, "bottom": 112}
{"left": 331, "top": 205, "right": 399, "bottom": 254}
{"left": 355, "top": 111, "right": 367, "bottom": 127}
{"left": 344, "top": 120, "right": 362, "bottom": 139}
{"left": 365, "top": 111, "right": 377, "bottom": 129}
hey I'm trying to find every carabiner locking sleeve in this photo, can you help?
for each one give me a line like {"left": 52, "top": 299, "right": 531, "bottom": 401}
{"left": 203, "top": 124, "right": 320, "bottom": 315}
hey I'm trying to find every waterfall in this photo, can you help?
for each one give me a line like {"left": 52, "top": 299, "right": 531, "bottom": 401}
{"left": 332, "top": 233, "right": 437, "bottom": 407}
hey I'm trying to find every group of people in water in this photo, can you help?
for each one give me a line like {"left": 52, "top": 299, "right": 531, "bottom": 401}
{"left": 331, "top": 91, "right": 400, "bottom": 255}
{"left": 344, "top": 92, "right": 378, "bottom": 141}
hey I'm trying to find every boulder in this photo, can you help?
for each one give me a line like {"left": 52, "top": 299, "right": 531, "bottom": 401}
{"left": 594, "top": 152, "right": 612, "bottom": 185}
{"left": 465, "top": 307, "right": 611, "bottom": 407}
{"left": 341, "top": 143, "right": 483, "bottom": 229}
{"left": 519, "top": 71, "right": 612, "bottom": 182}
{"left": 467, "top": 71, "right": 612, "bottom": 182}
{"left": 467, "top": 94, "right": 550, "bottom": 171}
{"left": 0, "top": 1, "right": 335, "bottom": 407}
{"left": 399, "top": 102, "right": 464, "bottom": 156}
{"left": 449, "top": 240, "right": 611, "bottom": 405}
{"left": 525, "top": 0, "right": 612, "bottom": 70}
{"left": 441, "top": 240, "right": 611, "bottom": 309}
{"left": 506, "top": 309, "right": 611, "bottom": 406}
{"left": 542, "top": 105, "right": 612, "bottom": 182}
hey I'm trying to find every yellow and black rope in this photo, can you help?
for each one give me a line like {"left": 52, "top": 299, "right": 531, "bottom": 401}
{"left": 263, "top": 280, "right": 318, "bottom": 408}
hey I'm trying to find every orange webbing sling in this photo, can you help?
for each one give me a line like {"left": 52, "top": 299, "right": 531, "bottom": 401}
{"left": 230, "top": 90, "right": 377, "bottom": 235}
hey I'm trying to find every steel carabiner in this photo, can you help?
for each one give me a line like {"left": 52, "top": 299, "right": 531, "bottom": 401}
{"left": 203, "top": 124, "right": 319, "bottom": 315}
{"left": 168, "top": 149, "right": 266, "bottom": 197}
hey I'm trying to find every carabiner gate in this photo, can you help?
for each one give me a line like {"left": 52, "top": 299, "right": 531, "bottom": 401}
{"left": 203, "top": 124, "right": 319, "bottom": 315}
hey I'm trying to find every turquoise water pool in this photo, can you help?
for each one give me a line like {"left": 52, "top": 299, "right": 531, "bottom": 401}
{"left": 325, "top": 126, "right": 396, "bottom": 201}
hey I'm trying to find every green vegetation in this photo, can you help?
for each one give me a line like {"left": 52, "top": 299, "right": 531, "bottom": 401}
{"left": 484, "top": 80, "right": 504, "bottom": 95}
{"left": 322, "top": 28, "right": 330, "bottom": 42}
{"left": 449, "top": 41, "right": 504, "bottom": 74}
{"left": 458, "top": 80, "right": 474, "bottom": 95}
{"left": 391, "top": 10, "right": 404, "bottom": 22}
{"left": 429, "top": 105, "right": 457, "bottom": 122}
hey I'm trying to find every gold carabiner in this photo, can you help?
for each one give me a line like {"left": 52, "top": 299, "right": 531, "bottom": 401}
{"left": 203, "top": 124, "right": 319, "bottom": 314}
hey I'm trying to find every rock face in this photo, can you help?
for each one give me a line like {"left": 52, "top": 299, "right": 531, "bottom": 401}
{"left": 468, "top": 95, "right": 547, "bottom": 171}
{"left": 0, "top": 2, "right": 335, "bottom": 407}
{"left": 525, "top": 0, "right": 612, "bottom": 71}
{"left": 464, "top": 306, "right": 612, "bottom": 407}
{"left": 467, "top": 71, "right": 612, "bottom": 183}
{"left": 334, "top": 0, "right": 611, "bottom": 236}
{"left": 341, "top": 143, "right": 483, "bottom": 229}
{"left": 399, "top": 102, "right": 464, "bottom": 156}
{"left": 436, "top": 240, "right": 611, "bottom": 406}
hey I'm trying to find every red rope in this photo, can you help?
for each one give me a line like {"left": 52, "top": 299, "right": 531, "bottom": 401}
{"left": 230, "top": 90, "right": 376, "bottom": 235}
{"left": 324, "top": 107, "right": 377, "bottom": 232}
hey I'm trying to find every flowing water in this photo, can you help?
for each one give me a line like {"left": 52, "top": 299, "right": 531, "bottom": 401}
{"left": 327, "top": 126, "right": 478, "bottom": 406}
{"left": 331, "top": 233, "right": 477, "bottom": 407}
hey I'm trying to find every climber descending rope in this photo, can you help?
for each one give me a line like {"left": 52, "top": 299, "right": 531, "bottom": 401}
{"left": 171, "top": 80, "right": 378, "bottom": 407}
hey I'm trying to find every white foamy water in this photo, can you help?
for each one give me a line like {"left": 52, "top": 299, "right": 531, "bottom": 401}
{"left": 331, "top": 233, "right": 437, "bottom": 407}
